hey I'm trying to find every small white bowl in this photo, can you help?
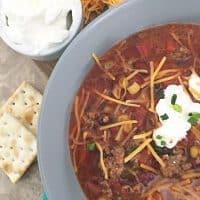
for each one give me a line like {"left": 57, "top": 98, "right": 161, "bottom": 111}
{"left": 0, "top": 0, "right": 83, "bottom": 61}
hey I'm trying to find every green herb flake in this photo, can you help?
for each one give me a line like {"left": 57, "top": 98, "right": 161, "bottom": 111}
{"left": 190, "top": 112, "right": 200, "bottom": 118}
{"left": 86, "top": 142, "right": 96, "bottom": 151}
{"left": 161, "top": 140, "right": 166, "bottom": 146}
{"left": 187, "top": 112, "right": 200, "bottom": 125}
{"left": 188, "top": 117, "right": 198, "bottom": 125}
{"left": 171, "top": 94, "right": 177, "bottom": 105}
{"left": 156, "top": 135, "right": 162, "bottom": 140}
{"left": 172, "top": 104, "right": 182, "bottom": 113}
{"left": 160, "top": 113, "right": 169, "bottom": 121}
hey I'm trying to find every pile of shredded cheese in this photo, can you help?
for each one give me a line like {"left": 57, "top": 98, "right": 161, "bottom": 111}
{"left": 81, "top": 0, "right": 123, "bottom": 24}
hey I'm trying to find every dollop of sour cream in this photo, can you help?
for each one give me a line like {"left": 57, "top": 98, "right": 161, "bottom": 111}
{"left": 0, "top": 0, "right": 76, "bottom": 53}
{"left": 153, "top": 84, "right": 200, "bottom": 149}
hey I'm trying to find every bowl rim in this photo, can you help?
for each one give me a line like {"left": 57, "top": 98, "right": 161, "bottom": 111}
{"left": 0, "top": 0, "right": 83, "bottom": 57}
{"left": 38, "top": 0, "right": 200, "bottom": 199}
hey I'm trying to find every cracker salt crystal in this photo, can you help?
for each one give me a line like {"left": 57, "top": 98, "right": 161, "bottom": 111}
{"left": 0, "top": 81, "right": 42, "bottom": 135}
{"left": 0, "top": 113, "right": 37, "bottom": 183}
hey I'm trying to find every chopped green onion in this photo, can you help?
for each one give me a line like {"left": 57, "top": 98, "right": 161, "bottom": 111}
{"left": 172, "top": 104, "right": 182, "bottom": 113}
{"left": 190, "top": 112, "right": 200, "bottom": 118}
{"left": 86, "top": 142, "right": 96, "bottom": 151}
{"left": 171, "top": 94, "right": 177, "bottom": 105}
{"left": 188, "top": 117, "right": 198, "bottom": 125}
{"left": 160, "top": 113, "right": 169, "bottom": 120}
{"left": 161, "top": 140, "right": 166, "bottom": 146}
{"left": 156, "top": 135, "right": 162, "bottom": 140}
{"left": 188, "top": 112, "right": 200, "bottom": 125}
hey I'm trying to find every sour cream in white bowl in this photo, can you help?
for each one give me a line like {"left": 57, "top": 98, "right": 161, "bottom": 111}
{"left": 0, "top": 0, "right": 82, "bottom": 60}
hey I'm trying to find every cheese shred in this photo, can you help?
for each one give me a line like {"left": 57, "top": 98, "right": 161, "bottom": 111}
{"left": 100, "top": 120, "right": 137, "bottom": 131}
{"left": 141, "top": 73, "right": 180, "bottom": 88}
{"left": 96, "top": 142, "right": 108, "bottom": 180}
{"left": 150, "top": 61, "right": 155, "bottom": 112}
{"left": 153, "top": 57, "right": 167, "bottom": 79}
{"left": 94, "top": 90, "right": 140, "bottom": 107}
{"left": 81, "top": 0, "right": 123, "bottom": 24}
{"left": 126, "top": 69, "right": 148, "bottom": 81}
{"left": 140, "top": 163, "right": 159, "bottom": 174}
{"left": 124, "top": 139, "right": 152, "bottom": 163}
{"left": 133, "top": 131, "right": 153, "bottom": 140}
{"left": 147, "top": 144, "right": 165, "bottom": 168}
{"left": 182, "top": 172, "right": 200, "bottom": 180}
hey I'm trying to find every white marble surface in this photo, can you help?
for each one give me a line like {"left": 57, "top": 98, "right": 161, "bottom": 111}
{"left": 0, "top": 39, "right": 55, "bottom": 200}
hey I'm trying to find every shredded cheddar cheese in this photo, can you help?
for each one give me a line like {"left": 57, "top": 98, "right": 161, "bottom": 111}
{"left": 182, "top": 172, "right": 200, "bottom": 180}
{"left": 170, "top": 185, "right": 181, "bottom": 193}
{"left": 124, "top": 139, "right": 152, "bottom": 163}
{"left": 126, "top": 69, "right": 148, "bottom": 81}
{"left": 145, "top": 69, "right": 179, "bottom": 82}
{"left": 103, "top": 130, "right": 107, "bottom": 142}
{"left": 140, "top": 163, "right": 159, "bottom": 174}
{"left": 100, "top": 120, "right": 137, "bottom": 131}
{"left": 133, "top": 131, "right": 153, "bottom": 140}
{"left": 81, "top": 0, "right": 123, "bottom": 24}
{"left": 94, "top": 90, "right": 140, "bottom": 107}
{"left": 141, "top": 73, "right": 180, "bottom": 88}
{"left": 115, "top": 126, "right": 123, "bottom": 141}
{"left": 96, "top": 142, "right": 108, "bottom": 179}
{"left": 150, "top": 61, "right": 155, "bottom": 112}
{"left": 154, "top": 73, "right": 180, "bottom": 85}
{"left": 83, "top": 131, "right": 89, "bottom": 140}
{"left": 147, "top": 144, "right": 165, "bottom": 168}
{"left": 152, "top": 57, "right": 167, "bottom": 79}
{"left": 179, "top": 179, "right": 191, "bottom": 186}
{"left": 157, "top": 69, "right": 179, "bottom": 79}
{"left": 148, "top": 57, "right": 166, "bottom": 112}
{"left": 80, "top": 92, "right": 90, "bottom": 118}
{"left": 102, "top": 0, "right": 123, "bottom": 7}
{"left": 191, "top": 126, "right": 200, "bottom": 141}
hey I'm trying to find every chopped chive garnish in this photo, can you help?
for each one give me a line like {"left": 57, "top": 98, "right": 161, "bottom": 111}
{"left": 188, "top": 112, "right": 200, "bottom": 125}
{"left": 156, "top": 135, "right": 162, "bottom": 140}
{"left": 190, "top": 112, "right": 200, "bottom": 118}
{"left": 161, "top": 140, "right": 166, "bottom": 146}
{"left": 160, "top": 113, "right": 169, "bottom": 120}
{"left": 86, "top": 142, "right": 96, "bottom": 151}
{"left": 172, "top": 104, "right": 182, "bottom": 113}
{"left": 171, "top": 94, "right": 177, "bottom": 105}
{"left": 188, "top": 117, "right": 198, "bottom": 125}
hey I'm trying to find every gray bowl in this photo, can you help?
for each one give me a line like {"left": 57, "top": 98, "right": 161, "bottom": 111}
{"left": 38, "top": 0, "right": 200, "bottom": 199}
